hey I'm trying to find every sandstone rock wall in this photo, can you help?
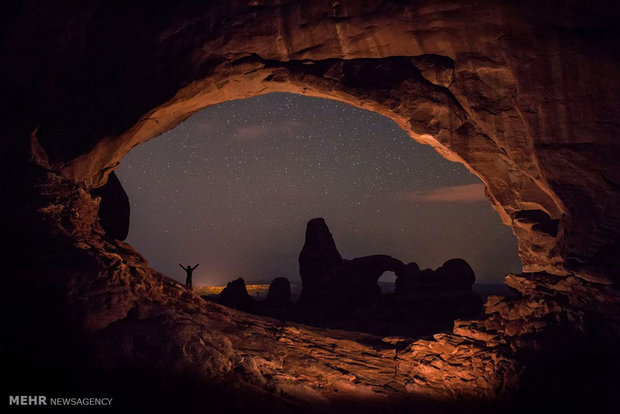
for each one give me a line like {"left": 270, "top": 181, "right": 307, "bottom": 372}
{"left": 3, "top": 1, "right": 620, "bottom": 411}
{"left": 4, "top": 1, "right": 619, "bottom": 281}
{"left": 5, "top": 168, "right": 618, "bottom": 411}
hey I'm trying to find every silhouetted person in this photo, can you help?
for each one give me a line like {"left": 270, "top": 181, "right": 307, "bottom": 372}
{"left": 179, "top": 263, "right": 199, "bottom": 289}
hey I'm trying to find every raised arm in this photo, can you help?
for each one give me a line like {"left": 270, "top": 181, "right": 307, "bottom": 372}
{"left": 178, "top": 264, "right": 185, "bottom": 270}
{"left": 192, "top": 264, "right": 199, "bottom": 270}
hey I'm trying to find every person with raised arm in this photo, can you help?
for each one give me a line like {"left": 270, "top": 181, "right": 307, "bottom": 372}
{"left": 179, "top": 263, "right": 199, "bottom": 289}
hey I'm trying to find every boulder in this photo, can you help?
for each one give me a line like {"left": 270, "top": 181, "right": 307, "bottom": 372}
{"left": 435, "top": 258, "right": 475, "bottom": 289}
{"left": 218, "top": 278, "right": 255, "bottom": 313}
{"left": 266, "top": 277, "right": 292, "bottom": 306}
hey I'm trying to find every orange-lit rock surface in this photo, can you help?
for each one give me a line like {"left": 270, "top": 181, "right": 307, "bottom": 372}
{"left": 3, "top": 1, "right": 620, "bottom": 412}
{"left": 5, "top": 1, "right": 618, "bottom": 280}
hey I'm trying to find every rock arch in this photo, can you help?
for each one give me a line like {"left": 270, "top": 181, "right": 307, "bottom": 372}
{"left": 3, "top": 1, "right": 620, "bottom": 411}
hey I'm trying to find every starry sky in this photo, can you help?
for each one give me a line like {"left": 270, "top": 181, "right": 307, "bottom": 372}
{"left": 116, "top": 93, "right": 522, "bottom": 286}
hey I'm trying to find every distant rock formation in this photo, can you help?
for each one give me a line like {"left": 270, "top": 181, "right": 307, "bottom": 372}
{"left": 298, "top": 218, "right": 342, "bottom": 288}
{"left": 395, "top": 259, "right": 482, "bottom": 317}
{"left": 266, "top": 277, "right": 292, "bottom": 306}
{"left": 333, "top": 255, "right": 404, "bottom": 306}
{"left": 394, "top": 262, "right": 422, "bottom": 294}
{"left": 435, "top": 258, "right": 476, "bottom": 289}
{"left": 298, "top": 218, "right": 404, "bottom": 311}
{"left": 214, "top": 221, "right": 483, "bottom": 330}
{"left": 396, "top": 258, "right": 476, "bottom": 293}
{"left": 217, "top": 277, "right": 255, "bottom": 313}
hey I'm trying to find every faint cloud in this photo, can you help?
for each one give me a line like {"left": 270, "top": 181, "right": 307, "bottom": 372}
{"left": 233, "top": 121, "right": 303, "bottom": 141}
{"left": 190, "top": 118, "right": 215, "bottom": 133}
{"left": 235, "top": 125, "right": 270, "bottom": 140}
{"left": 400, "top": 183, "right": 486, "bottom": 203}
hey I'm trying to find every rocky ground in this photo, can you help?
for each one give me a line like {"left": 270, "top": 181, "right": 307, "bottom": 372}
{"left": 3, "top": 171, "right": 618, "bottom": 413}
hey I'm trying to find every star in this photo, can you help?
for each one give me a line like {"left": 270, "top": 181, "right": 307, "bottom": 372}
{"left": 117, "top": 93, "right": 522, "bottom": 286}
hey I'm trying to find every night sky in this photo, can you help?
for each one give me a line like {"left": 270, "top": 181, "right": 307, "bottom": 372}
{"left": 116, "top": 93, "right": 521, "bottom": 286}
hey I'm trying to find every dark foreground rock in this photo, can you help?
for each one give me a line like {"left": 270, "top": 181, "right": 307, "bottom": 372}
{"left": 216, "top": 277, "right": 256, "bottom": 313}
{"left": 5, "top": 152, "right": 620, "bottom": 414}
{"left": 90, "top": 171, "right": 129, "bottom": 240}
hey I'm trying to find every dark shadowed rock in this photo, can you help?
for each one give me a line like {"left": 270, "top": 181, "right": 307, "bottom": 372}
{"left": 395, "top": 261, "right": 421, "bottom": 294}
{"left": 395, "top": 258, "right": 482, "bottom": 317}
{"left": 218, "top": 277, "right": 255, "bottom": 313}
{"left": 90, "top": 171, "right": 129, "bottom": 240}
{"left": 266, "top": 277, "right": 291, "bottom": 306}
{"left": 335, "top": 255, "right": 405, "bottom": 306}
{"left": 298, "top": 218, "right": 404, "bottom": 310}
{"left": 435, "top": 258, "right": 475, "bottom": 289}
{"left": 396, "top": 258, "right": 476, "bottom": 294}
{"left": 298, "top": 218, "right": 342, "bottom": 288}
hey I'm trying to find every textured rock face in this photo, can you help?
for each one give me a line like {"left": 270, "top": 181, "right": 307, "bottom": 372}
{"left": 5, "top": 171, "right": 617, "bottom": 412}
{"left": 3, "top": 1, "right": 620, "bottom": 411}
{"left": 4, "top": 1, "right": 619, "bottom": 282}
{"left": 298, "top": 218, "right": 404, "bottom": 310}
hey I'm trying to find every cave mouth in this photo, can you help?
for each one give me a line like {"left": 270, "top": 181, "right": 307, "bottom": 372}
{"left": 19, "top": 54, "right": 579, "bottom": 405}
{"left": 111, "top": 92, "right": 521, "bottom": 338}
{"left": 69, "top": 54, "right": 570, "bottom": 285}
{"left": 6, "top": 2, "right": 619, "bottom": 410}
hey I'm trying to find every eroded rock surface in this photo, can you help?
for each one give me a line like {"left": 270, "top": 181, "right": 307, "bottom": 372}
{"left": 4, "top": 1, "right": 619, "bottom": 281}
{"left": 5, "top": 158, "right": 620, "bottom": 412}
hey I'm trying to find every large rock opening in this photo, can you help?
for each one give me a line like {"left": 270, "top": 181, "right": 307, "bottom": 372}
{"left": 3, "top": 1, "right": 620, "bottom": 412}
